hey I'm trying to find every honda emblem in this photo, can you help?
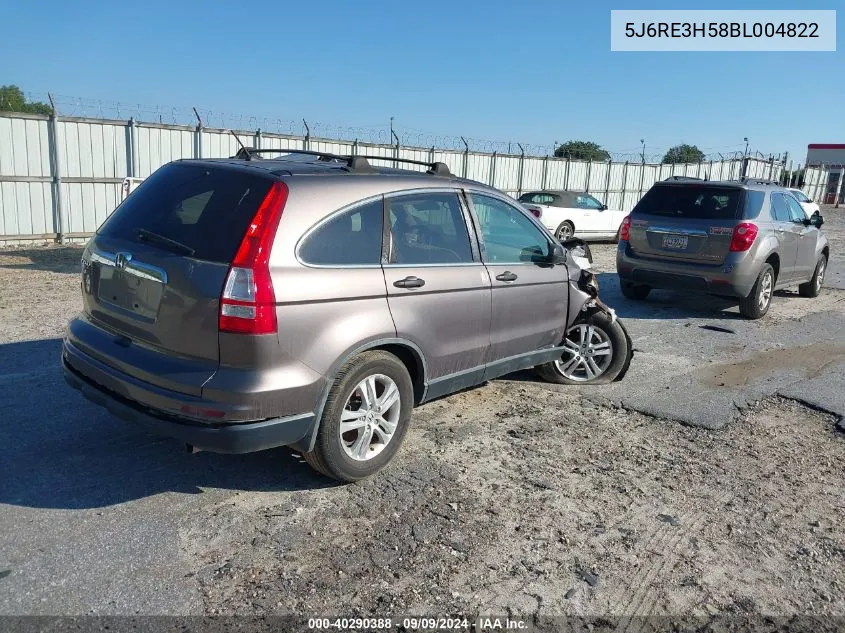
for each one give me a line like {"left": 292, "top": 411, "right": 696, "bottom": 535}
{"left": 114, "top": 252, "right": 132, "bottom": 270}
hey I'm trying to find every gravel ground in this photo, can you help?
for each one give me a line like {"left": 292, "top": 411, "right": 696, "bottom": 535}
{"left": 0, "top": 207, "right": 843, "bottom": 625}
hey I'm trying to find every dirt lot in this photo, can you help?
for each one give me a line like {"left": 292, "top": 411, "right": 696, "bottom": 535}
{"left": 0, "top": 208, "right": 843, "bottom": 627}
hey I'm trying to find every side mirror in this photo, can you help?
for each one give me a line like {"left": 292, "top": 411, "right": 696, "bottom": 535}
{"left": 549, "top": 242, "right": 567, "bottom": 265}
{"left": 601, "top": 204, "right": 608, "bottom": 211}
{"left": 810, "top": 211, "right": 824, "bottom": 228}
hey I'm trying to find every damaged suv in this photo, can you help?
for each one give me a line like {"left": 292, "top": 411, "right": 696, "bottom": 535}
{"left": 62, "top": 151, "right": 631, "bottom": 481}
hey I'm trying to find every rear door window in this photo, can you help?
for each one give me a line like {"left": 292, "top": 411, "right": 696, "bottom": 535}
{"left": 632, "top": 185, "right": 742, "bottom": 220}
{"left": 98, "top": 163, "right": 275, "bottom": 263}
{"left": 299, "top": 199, "right": 384, "bottom": 265}
{"left": 770, "top": 193, "right": 791, "bottom": 222}
{"left": 387, "top": 192, "right": 474, "bottom": 265}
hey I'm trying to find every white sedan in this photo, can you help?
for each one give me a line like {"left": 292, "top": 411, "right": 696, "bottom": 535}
{"left": 788, "top": 188, "right": 821, "bottom": 218}
{"left": 518, "top": 190, "right": 628, "bottom": 241}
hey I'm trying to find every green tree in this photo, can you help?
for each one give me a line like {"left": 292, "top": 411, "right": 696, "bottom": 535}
{"left": 0, "top": 85, "right": 53, "bottom": 115}
{"left": 554, "top": 140, "right": 611, "bottom": 161}
{"left": 662, "top": 144, "right": 705, "bottom": 164}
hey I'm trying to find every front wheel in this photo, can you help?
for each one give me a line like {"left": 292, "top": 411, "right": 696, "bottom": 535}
{"left": 535, "top": 311, "right": 631, "bottom": 385}
{"left": 555, "top": 221, "right": 575, "bottom": 241}
{"left": 303, "top": 351, "right": 413, "bottom": 482}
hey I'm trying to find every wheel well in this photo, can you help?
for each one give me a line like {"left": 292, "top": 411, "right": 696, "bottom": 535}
{"left": 822, "top": 245, "right": 829, "bottom": 261}
{"left": 372, "top": 344, "right": 425, "bottom": 404}
{"left": 765, "top": 253, "right": 780, "bottom": 281}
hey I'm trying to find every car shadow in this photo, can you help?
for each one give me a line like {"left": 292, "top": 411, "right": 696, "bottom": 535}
{"left": 0, "top": 246, "right": 85, "bottom": 273}
{"left": 0, "top": 338, "right": 336, "bottom": 511}
{"left": 594, "top": 272, "right": 746, "bottom": 320}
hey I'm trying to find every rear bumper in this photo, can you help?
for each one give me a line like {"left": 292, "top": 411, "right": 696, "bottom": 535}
{"left": 616, "top": 244, "right": 757, "bottom": 298}
{"left": 62, "top": 338, "right": 315, "bottom": 454}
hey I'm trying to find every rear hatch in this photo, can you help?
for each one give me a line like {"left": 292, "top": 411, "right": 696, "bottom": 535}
{"left": 79, "top": 162, "right": 277, "bottom": 395}
{"left": 627, "top": 184, "right": 744, "bottom": 265}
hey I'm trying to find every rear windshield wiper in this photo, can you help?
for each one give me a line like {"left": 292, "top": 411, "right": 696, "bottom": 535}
{"left": 136, "top": 228, "right": 196, "bottom": 256}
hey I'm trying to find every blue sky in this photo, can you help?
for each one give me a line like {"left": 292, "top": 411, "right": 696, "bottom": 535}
{"left": 3, "top": 0, "right": 842, "bottom": 163}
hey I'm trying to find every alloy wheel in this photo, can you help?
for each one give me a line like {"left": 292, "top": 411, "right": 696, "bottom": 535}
{"left": 759, "top": 271, "right": 773, "bottom": 311}
{"left": 554, "top": 323, "right": 613, "bottom": 382}
{"left": 339, "top": 374, "right": 401, "bottom": 461}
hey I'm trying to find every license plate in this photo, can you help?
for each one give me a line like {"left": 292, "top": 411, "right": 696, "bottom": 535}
{"left": 662, "top": 235, "right": 688, "bottom": 249}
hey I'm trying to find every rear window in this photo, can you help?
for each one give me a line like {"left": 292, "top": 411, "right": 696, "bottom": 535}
{"left": 98, "top": 163, "right": 274, "bottom": 263}
{"left": 632, "top": 185, "right": 743, "bottom": 220}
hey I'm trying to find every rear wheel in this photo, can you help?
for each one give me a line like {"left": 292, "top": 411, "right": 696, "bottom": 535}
{"left": 799, "top": 255, "right": 827, "bottom": 298}
{"left": 739, "top": 263, "right": 774, "bottom": 319}
{"left": 535, "top": 311, "right": 630, "bottom": 385}
{"left": 620, "top": 281, "right": 651, "bottom": 301}
{"left": 303, "top": 351, "right": 413, "bottom": 482}
{"left": 555, "top": 221, "right": 575, "bottom": 241}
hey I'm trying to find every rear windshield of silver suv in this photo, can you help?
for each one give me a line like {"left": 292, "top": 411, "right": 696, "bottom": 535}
{"left": 632, "top": 185, "right": 763, "bottom": 220}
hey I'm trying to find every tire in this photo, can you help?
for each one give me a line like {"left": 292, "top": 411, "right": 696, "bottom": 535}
{"left": 798, "top": 255, "right": 827, "bottom": 298}
{"left": 620, "top": 281, "right": 651, "bottom": 301}
{"left": 555, "top": 221, "right": 575, "bottom": 241}
{"left": 739, "top": 263, "right": 775, "bottom": 319}
{"left": 534, "top": 311, "right": 630, "bottom": 385}
{"left": 303, "top": 351, "right": 413, "bottom": 482}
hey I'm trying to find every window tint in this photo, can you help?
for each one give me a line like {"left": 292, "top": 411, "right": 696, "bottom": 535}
{"left": 770, "top": 194, "right": 791, "bottom": 222}
{"left": 299, "top": 199, "right": 383, "bottom": 265}
{"left": 387, "top": 193, "right": 473, "bottom": 265}
{"left": 785, "top": 195, "right": 807, "bottom": 222}
{"left": 576, "top": 195, "right": 604, "bottom": 210}
{"left": 743, "top": 190, "right": 765, "bottom": 219}
{"left": 518, "top": 192, "right": 556, "bottom": 205}
{"left": 98, "top": 164, "right": 274, "bottom": 263}
{"left": 470, "top": 194, "right": 550, "bottom": 264}
{"left": 632, "top": 185, "right": 742, "bottom": 220}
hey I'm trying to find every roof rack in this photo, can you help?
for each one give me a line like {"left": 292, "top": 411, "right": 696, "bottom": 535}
{"left": 354, "top": 154, "right": 452, "bottom": 177}
{"left": 229, "top": 147, "right": 452, "bottom": 177}
{"left": 739, "top": 177, "right": 781, "bottom": 186}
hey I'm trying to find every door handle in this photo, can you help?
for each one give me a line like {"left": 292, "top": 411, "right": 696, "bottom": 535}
{"left": 495, "top": 271, "right": 518, "bottom": 282}
{"left": 393, "top": 276, "right": 425, "bottom": 289}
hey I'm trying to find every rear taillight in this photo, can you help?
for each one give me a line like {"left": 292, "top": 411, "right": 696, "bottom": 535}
{"left": 528, "top": 207, "right": 542, "bottom": 219}
{"left": 729, "top": 222, "right": 758, "bottom": 252}
{"left": 619, "top": 215, "right": 631, "bottom": 241}
{"left": 219, "top": 181, "right": 288, "bottom": 334}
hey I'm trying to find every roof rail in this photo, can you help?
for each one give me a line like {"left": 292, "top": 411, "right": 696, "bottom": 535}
{"left": 231, "top": 147, "right": 348, "bottom": 162}
{"left": 354, "top": 155, "right": 452, "bottom": 176}
{"left": 664, "top": 175, "right": 702, "bottom": 181}
{"left": 229, "top": 148, "right": 452, "bottom": 177}
{"left": 739, "top": 177, "right": 780, "bottom": 186}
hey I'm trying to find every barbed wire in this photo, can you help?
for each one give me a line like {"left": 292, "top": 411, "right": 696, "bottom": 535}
{"left": 27, "top": 92, "right": 780, "bottom": 162}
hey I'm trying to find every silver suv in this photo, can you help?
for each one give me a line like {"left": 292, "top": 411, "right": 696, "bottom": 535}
{"left": 62, "top": 151, "right": 631, "bottom": 481}
{"left": 616, "top": 178, "right": 829, "bottom": 319}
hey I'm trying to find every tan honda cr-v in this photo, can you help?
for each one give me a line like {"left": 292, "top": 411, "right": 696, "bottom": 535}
{"left": 62, "top": 150, "right": 631, "bottom": 481}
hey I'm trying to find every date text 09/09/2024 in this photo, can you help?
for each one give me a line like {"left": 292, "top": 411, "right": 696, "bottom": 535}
{"left": 307, "top": 617, "right": 528, "bottom": 630}
{"left": 624, "top": 22, "right": 819, "bottom": 39}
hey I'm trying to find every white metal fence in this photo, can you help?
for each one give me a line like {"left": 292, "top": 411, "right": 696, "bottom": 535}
{"left": 0, "top": 111, "right": 832, "bottom": 244}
